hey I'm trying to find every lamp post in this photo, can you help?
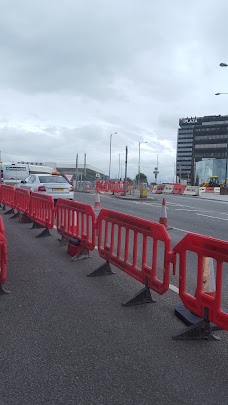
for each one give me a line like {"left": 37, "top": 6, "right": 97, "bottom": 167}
{"left": 118, "top": 152, "right": 124, "bottom": 179}
{"left": 215, "top": 90, "right": 228, "bottom": 185}
{"left": 138, "top": 141, "right": 148, "bottom": 187}
{"left": 109, "top": 132, "right": 117, "bottom": 180}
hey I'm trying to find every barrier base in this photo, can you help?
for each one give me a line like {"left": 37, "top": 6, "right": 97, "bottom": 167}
{"left": 10, "top": 211, "right": 19, "bottom": 219}
{"left": 31, "top": 221, "right": 44, "bottom": 229}
{"left": 0, "top": 285, "right": 11, "bottom": 295}
{"left": 71, "top": 247, "right": 91, "bottom": 261}
{"left": 2, "top": 205, "right": 6, "bottom": 211}
{"left": 87, "top": 261, "right": 115, "bottom": 277}
{"left": 58, "top": 236, "right": 69, "bottom": 246}
{"left": 19, "top": 212, "right": 33, "bottom": 223}
{"left": 174, "top": 302, "right": 221, "bottom": 331}
{"left": 4, "top": 208, "right": 14, "bottom": 215}
{"left": 35, "top": 228, "right": 51, "bottom": 238}
{"left": 122, "top": 281, "right": 156, "bottom": 307}
{"left": 172, "top": 308, "right": 221, "bottom": 341}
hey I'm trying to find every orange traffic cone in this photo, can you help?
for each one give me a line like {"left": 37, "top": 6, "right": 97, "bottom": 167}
{"left": 94, "top": 192, "right": 101, "bottom": 210}
{"left": 159, "top": 198, "right": 168, "bottom": 227}
{"left": 202, "top": 257, "right": 216, "bottom": 297}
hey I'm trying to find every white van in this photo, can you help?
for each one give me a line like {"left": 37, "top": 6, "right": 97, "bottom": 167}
{"left": 2, "top": 163, "right": 54, "bottom": 187}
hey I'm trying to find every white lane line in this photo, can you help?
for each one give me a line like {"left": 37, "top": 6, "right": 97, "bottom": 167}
{"left": 175, "top": 208, "right": 198, "bottom": 212}
{"left": 169, "top": 284, "right": 179, "bottom": 293}
{"left": 53, "top": 225, "right": 57, "bottom": 229}
{"left": 172, "top": 227, "right": 191, "bottom": 233}
{"left": 196, "top": 213, "right": 228, "bottom": 221}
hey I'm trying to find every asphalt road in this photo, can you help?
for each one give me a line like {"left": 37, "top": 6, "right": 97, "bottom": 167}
{"left": 1, "top": 195, "right": 228, "bottom": 405}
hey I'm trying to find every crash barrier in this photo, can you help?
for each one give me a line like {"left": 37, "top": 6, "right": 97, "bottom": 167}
{"left": 183, "top": 186, "right": 199, "bottom": 196}
{"left": 1, "top": 185, "right": 15, "bottom": 212}
{"left": 152, "top": 185, "right": 165, "bottom": 194}
{"left": 14, "top": 188, "right": 31, "bottom": 215}
{"left": 163, "top": 185, "right": 174, "bottom": 194}
{"left": 89, "top": 208, "right": 175, "bottom": 305}
{"left": 0, "top": 216, "right": 8, "bottom": 292}
{"left": 95, "top": 180, "right": 109, "bottom": 193}
{"left": 173, "top": 233, "right": 228, "bottom": 339}
{"left": 29, "top": 193, "right": 55, "bottom": 237}
{"left": 109, "top": 180, "right": 129, "bottom": 194}
{"left": 56, "top": 199, "right": 96, "bottom": 259}
{"left": 172, "top": 184, "right": 186, "bottom": 194}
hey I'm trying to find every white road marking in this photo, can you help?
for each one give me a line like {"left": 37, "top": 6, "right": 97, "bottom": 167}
{"left": 53, "top": 225, "right": 57, "bottom": 229}
{"left": 175, "top": 208, "right": 198, "bottom": 212}
{"left": 172, "top": 227, "right": 191, "bottom": 233}
{"left": 196, "top": 213, "right": 228, "bottom": 221}
{"left": 169, "top": 284, "right": 179, "bottom": 293}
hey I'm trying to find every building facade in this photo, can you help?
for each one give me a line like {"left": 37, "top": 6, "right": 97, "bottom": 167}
{"left": 177, "top": 115, "right": 228, "bottom": 184}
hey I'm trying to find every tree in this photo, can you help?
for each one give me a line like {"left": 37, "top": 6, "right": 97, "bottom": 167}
{"left": 135, "top": 172, "right": 147, "bottom": 183}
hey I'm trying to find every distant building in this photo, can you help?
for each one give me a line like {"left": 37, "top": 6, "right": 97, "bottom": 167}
{"left": 177, "top": 115, "right": 228, "bottom": 184}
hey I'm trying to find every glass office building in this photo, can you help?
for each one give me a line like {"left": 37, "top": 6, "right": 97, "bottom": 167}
{"left": 196, "top": 159, "right": 226, "bottom": 185}
{"left": 177, "top": 115, "right": 228, "bottom": 184}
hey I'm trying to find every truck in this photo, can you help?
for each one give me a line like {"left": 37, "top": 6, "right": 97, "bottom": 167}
{"left": 1, "top": 163, "right": 55, "bottom": 187}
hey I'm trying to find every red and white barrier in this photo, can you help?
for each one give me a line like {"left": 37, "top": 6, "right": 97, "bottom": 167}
{"left": 183, "top": 186, "right": 199, "bottom": 196}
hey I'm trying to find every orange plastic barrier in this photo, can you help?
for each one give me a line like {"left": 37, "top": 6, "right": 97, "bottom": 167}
{"left": 0, "top": 217, "right": 8, "bottom": 292}
{"left": 152, "top": 185, "right": 165, "bottom": 194}
{"left": 29, "top": 193, "right": 55, "bottom": 237}
{"left": 173, "top": 233, "right": 228, "bottom": 339}
{"left": 1, "top": 185, "right": 15, "bottom": 212}
{"left": 172, "top": 184, "right": 186, "bottom": 194}
{"left": 89, "top": 208, "right": 175, "bottom": 305}
{"left": 95, "top": 180, "right": 109, "bottom": 193}
{"left": 14, "top": 188, "right": 31, "bottom": 214}
{"left": 109, "top": 180, "right": 129, "bottom": 194}
{"left": 56, "top": 199, "right": 96, "bottom": 259}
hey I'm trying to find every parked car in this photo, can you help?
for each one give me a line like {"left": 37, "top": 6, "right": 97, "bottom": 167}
{"left": 20, "top": 172, "right": 74, "bottom": 202}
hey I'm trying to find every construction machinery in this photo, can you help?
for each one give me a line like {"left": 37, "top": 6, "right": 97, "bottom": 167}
{"left": 200, "top": 176, "right": 220, "bottom": 187}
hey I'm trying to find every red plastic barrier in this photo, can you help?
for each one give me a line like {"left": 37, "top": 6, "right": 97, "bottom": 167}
{"left": 172, "top": 184, "right": 186, "bottom": 194}
{"left": 152, "top": 185, "right": 165, "bottom": 194}
{"left": 205, "top": 187, "right": 215, "bottom": 193}
{"left": 29, "top": 193, "right": 55, "bottom": 229}
{"left": 95, "top": 208, "right": 175, "bottom": 294}
{"left": 0, "top": 185, "right": 2, "bottom": 203}
{"left": 14, "top": 188, "right": 31, "bottom": 214}
{"left": 95, "top": 180, "right": 109, "bottom": 193}
{"left": 0, "top": 217, "right": 7, "bottom": 287}
{"left": 173, "top": 233, "right": 228, "bottom": 331}
{"left": 109, "top": 180, "right": 129, "bottom": 194}
{"left": 56, "top": 199, "right": 96, "bottom": 251}
{"left": 1, "top": 185, "right": 15, "bottom": 208}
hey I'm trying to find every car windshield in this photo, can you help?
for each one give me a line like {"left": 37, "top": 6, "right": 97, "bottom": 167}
{"left": 38, "top": 176, "right": 68, "bottom": 184}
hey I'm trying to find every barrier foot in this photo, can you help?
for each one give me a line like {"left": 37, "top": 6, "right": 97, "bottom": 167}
{"left": 10, "top": 211, "right": 19, "bottom": 219}
{"left": 31, "top": 221, "right": 44, "bottom": 229}
{"left": 172, "top": 308, "right": 221, "bottom": 341}
{"left": 58, "top": 236, "right": 68, "bottom": 246}
{"left": 2, "top": 205, "right": 6, "bottom": 211}
{"left": 122, "top": 278, "right": 155, "bottom": 307}
{"left": 71, "top": 248, "right": 91, "bottom": 262}
{"left": 174, "top": 301, "right": 221, "bottom": 331}
{"left": 87, "top": 261, "right": 115, "bottom": 277}
{"left": 0, "top": 285, "right": 11, "bottom": 295}
{"left": 35, "top": 228, "right": 51, "bottom": 238}
{"left": 4, "top": 208, "right": 14, "bottom": 215}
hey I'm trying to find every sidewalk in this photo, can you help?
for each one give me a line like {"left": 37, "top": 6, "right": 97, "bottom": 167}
{"left": 199, "top": 193, "right": 228, "bottom": 202}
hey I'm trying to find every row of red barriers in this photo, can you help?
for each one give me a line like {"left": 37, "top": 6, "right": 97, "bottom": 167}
{"left": 0, "top": 216, "right": 8, "bottom": 293}
{"left": 96, "top": 180, "right": 129, "bottom": 194}
{"left": 1, "top": 186, "right": 228, "bottom": 339}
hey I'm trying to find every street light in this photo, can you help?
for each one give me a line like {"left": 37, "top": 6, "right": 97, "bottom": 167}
{"left": 138, "top": 141, "right": 148, "bottom": 187}
{"left": 109, "top": 132, "right": 117, "bottom": 180}
{"left": 118, "top": 152, "right": 124, "bottom": 179}
{"left": 219, "top": 62, "right": 228, "bottom": 67}
{"left": 214, "top": 91, "right": 228, "bottom": 185}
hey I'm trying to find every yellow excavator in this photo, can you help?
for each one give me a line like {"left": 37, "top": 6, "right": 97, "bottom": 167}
{"left": 200, "top": 176, "right": 220, "bottom": 187}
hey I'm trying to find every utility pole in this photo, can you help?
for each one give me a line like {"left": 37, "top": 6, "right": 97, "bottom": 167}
{"left": 75, "top": 153, "right": 78, "bottom": 193}
{"left": 124, "top": 146, "right": 128, "bottom": 196}
{"left": 83, "top": 153, "right": 86, "bottom": 191}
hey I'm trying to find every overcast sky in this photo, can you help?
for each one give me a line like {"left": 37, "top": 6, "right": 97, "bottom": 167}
{"left": 1, "top": 0, "right": 228, "bottom": 182}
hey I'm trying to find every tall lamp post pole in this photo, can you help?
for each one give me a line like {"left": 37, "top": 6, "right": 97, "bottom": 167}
{"left": 109, "top": 132, "right": 117, "bottom": 180}
{"left": 138, "top": 141, "right": 148, "bottom": 187}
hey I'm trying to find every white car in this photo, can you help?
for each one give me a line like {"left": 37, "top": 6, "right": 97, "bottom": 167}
{"left": 20, "top": 173, "right": 74, "bottom": 202}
